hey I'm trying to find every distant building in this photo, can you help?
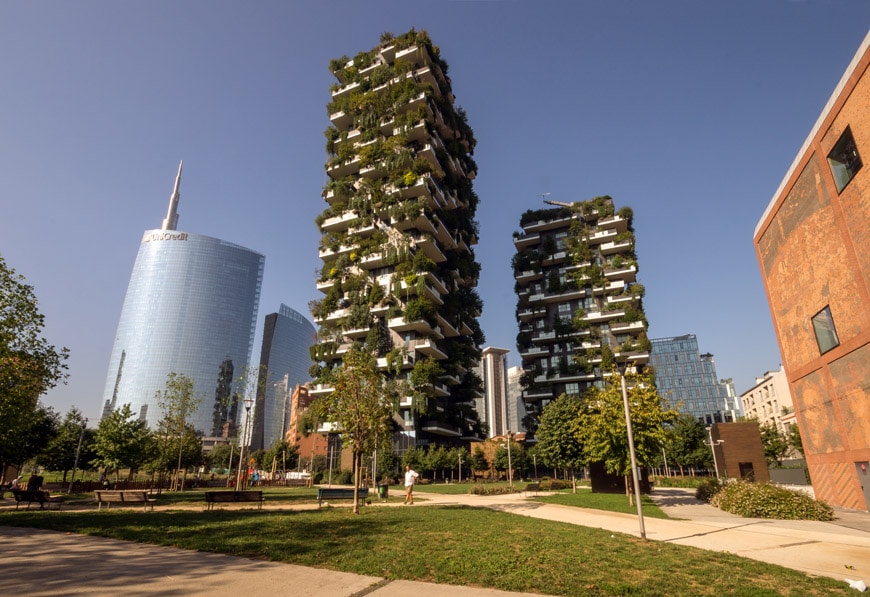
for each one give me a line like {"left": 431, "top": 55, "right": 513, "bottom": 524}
{"left": 513, "top": 196, "right": 650, "bottom": 435}
{"left": 477, "top": 347, "right": 511, "bottom": 438}
{"left": 649, "top": 334, "right": 740, "bottom": 425}
{"left": 506, "top": 366, "right": 526, "bottom": 435}
{"left": 741, "top": 366, "right": 797, "bottom": 437}
{"left": 754, "top": 32, "right": 870, "bottom": 510}
{"left": 250, "top": 304, "right": 317, "bottom": 451}
{"left": 101, "top": 163, "right": 264, "bottom": 434}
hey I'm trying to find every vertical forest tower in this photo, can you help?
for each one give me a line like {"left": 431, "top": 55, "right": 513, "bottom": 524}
{"left": 311, "top": 30, "right": 486, "bottom": 453}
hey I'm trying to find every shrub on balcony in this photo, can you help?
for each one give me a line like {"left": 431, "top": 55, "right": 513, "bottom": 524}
{"left": 403, "top": 297, "right": 435, "bottom": 323}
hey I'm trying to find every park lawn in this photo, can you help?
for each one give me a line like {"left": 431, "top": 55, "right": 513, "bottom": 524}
{"left": 534, "top": 489, "right": 669, "bottom": 519}
{"left": 0, "top": 506, "right": 848, "bottom": 596}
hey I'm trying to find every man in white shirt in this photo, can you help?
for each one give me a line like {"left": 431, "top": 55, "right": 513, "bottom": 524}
{"left": 404, "top": 465, "right": 419, "bottom": 505}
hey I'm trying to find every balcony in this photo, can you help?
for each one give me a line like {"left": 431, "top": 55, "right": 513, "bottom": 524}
{"left": 515, "top": 269, "right": 543, "bottom": 284}
{"left": 411, "top": 233, "right": 447, "bottom": 263}
{"left": 309, "top": 384, "right": 334, "bottom": 396}
{"left": 411, "top": 338, "right": 447, "bottom": 360}
{"left": 318, "top": 244, "right": 354, "bottom": 262}
{"left": 522, "top": 214, "right": 574, "bottom": 234}
{"left": 531, "top": 330, "right": 556, "bottom": 343}
{"left": 316, "top": 278, "right": 335, "bottom": 293}
{"left": 541, "top": 251, "right": 567, "bottom": 266}
{"left": 517, "top": 307, "right": 547, "bottom": 321}
{"left": 325, "top": 155, "right": 360, "bottom": 178}
{"left": 520, "top": 345, "right": 548, "bottom": 358}
{"left": 604, "top": 264, "right": 637, "bottom": 283}
{"left": 522, "top": 387, "right": 552, "bottom": 402}
{"left": 315, "top": 307, "right": 349, "bottom": 324}
{"left": 389, "top": 316, "right": 435, "bottom": 335}
{"left": 609, "top": 320, "right": 645, "bottom": 334}
{"left": 320, "top": 211, "right": 360, "bottom": 233}
{"left": 420, "top": 422, "right": 461, "bottom": 437}
{"left": 423, "top": 271, "right": 448, "bottom": 295}
{"left": 330, "top": 80, "right": 360, "bottom": 100}
{"left": 513, "top": 233, "right": 540, "bottom": 250}
{"left": 541, "top": 287, "right": 585, "bottom": 304}
{"left": 393, "top": 210, "right": 438, "bottom": 236}
{"left": 599, "top": 239, "right": 632, "bottom": 255}
{"left": 435, "top": 314, "right": 459, "bottom": 337}
{"left": 328, "top": 110, "right": 353, "bottom": 131}
{"left": 588, "top": 229, "right": 617, "bottom": 245}
{"left": 597, "top": 214, "right": 628, "bottom": 233}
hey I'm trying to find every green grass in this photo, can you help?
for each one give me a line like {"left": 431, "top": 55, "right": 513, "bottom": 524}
{"left": 0, "top": 506, "right": 849, "bottom": 595}
{"left": 534, "top": 489, "right": 669, "bottom": 519}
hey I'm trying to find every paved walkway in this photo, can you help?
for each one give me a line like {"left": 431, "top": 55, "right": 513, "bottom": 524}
{"left": 1, "top": 487, "right": 868, "bottom": 596}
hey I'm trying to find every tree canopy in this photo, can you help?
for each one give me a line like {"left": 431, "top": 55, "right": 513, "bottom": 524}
{"left": 535, "top": 394, "right": 585, "bottom": 474}
{"left": 92, "top": 403, "right": 155, "bottom": 479}
{"left": 0, "top": 255, "right": 69, "bottom": 476}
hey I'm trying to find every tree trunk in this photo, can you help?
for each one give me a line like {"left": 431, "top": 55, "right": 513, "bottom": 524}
{"left": 352, "top": 451, "right": 361, "bottom": 515}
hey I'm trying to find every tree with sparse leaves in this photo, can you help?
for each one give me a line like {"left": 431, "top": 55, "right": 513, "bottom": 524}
{"left": 37, "top": 407, "right": 96, "bottom": 483}
{"left": 154, "top": 372, "right": 202, "bottom": 490}
{"left": 0, "top": 255, "right": 69, "bottom": 479}
{"left": 576, "top": 371, "right": 678, "bottom": 501}
{"left": 92, "top": 403, "right": 156, "bottom": 481}
{"left": 310, "top": 344, "right": 398, "bottom": 513}
{"left": 758, "top": 421, "right": 791, "bottom": 466}
{"left": 535, "top": 394, "right": 585, "bottom": 491}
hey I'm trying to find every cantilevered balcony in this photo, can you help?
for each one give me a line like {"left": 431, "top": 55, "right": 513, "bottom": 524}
{"left": 520, "top": 345, "right": 548, "bottom": 358}
{"left": 420, "top": 421, "right": 461, "bottom": 437}
{"left": 318, "top": 244, "right": 354, "bottom": 262}
{"left": 328, "top": 110, "right": 353, "bottom": 131}
{"left": 599, "top": 239, "right": 632, "bottom": 255}
{"left": 517, "top": 306, "right": 547, "bottom": 321}
{"left": 513, "top": 233, "right": 540, "bottom": 250}
{"left": 435, "top": 313, "right": 459, "bottom": 337}
{"left": 597, "top": 214, "right": 628, "bottom": 233}
{"left": 330, "top": 80, "right": 360, "bottom": 100}
{"left": 515, "top": 269, "right": 544, "bottom": 285}
{"left": 393, "top": 210, "right": 438, "bottom": 236}
{"left": 411, "top": 338, "right": 448, "bottom": 360}
{"left": 326, "top": 156, "right": 360, "bottom": 178}
{"left": 315, "top": 307, "right": 349, "bottom": 325}
{"left": 309, "top": 383, "right": 335, "bottom": 396}
{"left": 397, "top": 278, "right": 444, "bottom": 305}
{"left": 316, "top": 278, "right": 336, "bottom": 293}
{"left": 320, "top": 211, "right": 360, "bottom": 233}
{"left": 522, "top": 214, "right": 574, "bottom": 234}
{"left": 541, "top": 287, "right": 585, "bottom": 304}
{"left": 389, "top": 316, "right": 435, "bottom": 335}
{"left": 587, "top": 229, "right": 617, "bottom": 245}
{"left": 610, "top": 320, "right": 645, "bottom": 334}
{"left": 604, "top": 264, "right": 637, "bottom": 283}
{"left": 411, "top": 232, "right": 447, "bottom": 263}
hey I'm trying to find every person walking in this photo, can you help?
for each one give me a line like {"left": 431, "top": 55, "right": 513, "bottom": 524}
{"left": 403, "top": 465, "right": 419, "bottom": 505}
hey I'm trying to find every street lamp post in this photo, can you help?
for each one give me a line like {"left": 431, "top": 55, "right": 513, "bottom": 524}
{"left": 533, "top": 454, "right": 538, "bottom": 480}
{"left": 620, "top": 372, "right": 646, "bottom": 540}
{"left": 506, "top": 431, "right": 513, "bottom": 487}
{"left": 235, "top": 397, "right": 254, "bottom": 491}
{"left": 706, "top": 427, "right": 724, "bottom": 480}
{"left": 68, "top": 418, "right": 89, "bottom": 493}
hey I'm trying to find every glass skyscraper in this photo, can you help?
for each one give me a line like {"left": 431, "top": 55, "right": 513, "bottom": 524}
{"left": 101, "top": 163, "right": 265, "bottom": 435}
{"left": 250, "top": 304, "right": 317, "bottom": 451}
{"left": 649, "top": 334, "right": 740, "bottom": 425}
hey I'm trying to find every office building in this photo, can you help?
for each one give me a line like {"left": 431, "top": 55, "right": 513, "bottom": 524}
{"left": 101, "top": 163, "right": 264, "bottom": 435}
{"left": 648, "top": 334, "right": 740, "bottom": 425}
{"left": 506, "top": 365, "right": 526, "bottom": 435}
{"left": 754, "top": 32, "right": 870, "bottom": 510}
{"left": 310, "top": 29, "right": 486, "bottom": 454}
{"left": 250, "top": 304, "right": 317, "bottom": 451}
{"left": 513, "top": 196, "right": 649, "bottom": 434}
{"left": 477, "top": 347, "right": 510, "bottom": 438}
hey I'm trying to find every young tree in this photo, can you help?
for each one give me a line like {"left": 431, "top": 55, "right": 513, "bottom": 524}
{"left": 262, "top": 439, "right": 299, "bottom": 479}
{"left": 37, "top": 407, "right": 96, "bottom": 482}
{"left": 787, "top": 423, "right": 804, "bottom": 457}
{"left": 155, "top": 372, "right": 202, "bottom": 490}
{"left": 311, "top": 344, "right": 397, "bottom": 513}
{"left": 470, "top": 445, "right": 488, "bottom": 479}
{"left": 92, "top": 403, "right": 155, "bottom": 481}
{"left": 758, "top": 422, "right": 790, "bottom": 466}
{"left": 663, "top": 415, "right": 711, "bottom": 475}
{"left": 0, "top": 255, "right": 69, "bottom": 479}
{"left": 449, "top": 446, "right": 470, "bottom": 482}
{"left": 206, "top": 442, "right": 236, "bottom": 473}
{"left": 535, "top": 394, "right": 585, "bottom": 491}
{"left": 426, "top": 445, "right": 450, "bottom": 481}
{"left": 576, "top": 372, "right": 678, "bottom": 501}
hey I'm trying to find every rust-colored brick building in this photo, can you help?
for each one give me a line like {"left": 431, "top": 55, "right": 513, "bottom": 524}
{"left": 754, "top": 32, "right": 870, "bottom": 511}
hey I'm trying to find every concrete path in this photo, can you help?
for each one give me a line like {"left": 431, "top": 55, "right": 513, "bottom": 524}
{"left": 1, "top": 486, "right": 868, "bottom": 595}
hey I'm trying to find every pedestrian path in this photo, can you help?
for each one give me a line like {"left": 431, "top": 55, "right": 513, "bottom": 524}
{"left": 1, "top": 486, "right": 868, "bottom": 595}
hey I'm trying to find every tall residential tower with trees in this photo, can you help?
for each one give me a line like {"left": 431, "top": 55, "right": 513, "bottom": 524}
{"left": 309, "top": 29, "right": 486, "bottom": 456}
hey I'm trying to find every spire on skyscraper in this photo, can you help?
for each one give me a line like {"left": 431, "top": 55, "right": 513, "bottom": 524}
{"left": 161, "top": 160, "right": 183, "bottom": 231}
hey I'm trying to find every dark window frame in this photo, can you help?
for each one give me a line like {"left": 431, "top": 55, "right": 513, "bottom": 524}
{"left": 827, "top": 126, "right": 862, "bottom": 193}
{"left": 811, "top": 305, "right": 840, "bottom": 355}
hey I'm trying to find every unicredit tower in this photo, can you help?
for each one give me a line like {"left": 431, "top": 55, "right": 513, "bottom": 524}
{"left": 100, "top": 162, "right": 264, "bottom": 435}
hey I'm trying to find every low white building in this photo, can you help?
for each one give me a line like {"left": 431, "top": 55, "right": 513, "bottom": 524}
{"left": 740, "top": 365, "right": 796, "bottom": 435}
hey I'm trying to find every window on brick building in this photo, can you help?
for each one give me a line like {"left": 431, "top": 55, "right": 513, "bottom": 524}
{"left": 811, "top": 306, "right": 840, "bottom": 354}
{"left": 827, "top": 126, "right": 862, "bottom": 193}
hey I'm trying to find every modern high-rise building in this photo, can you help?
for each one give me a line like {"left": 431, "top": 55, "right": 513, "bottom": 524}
{"left": 506, "top": 365, "right": 526, "bottom": 435}
{"left": 250, "top": 304, "right": 317, "bottom": 451}
{"left": 101, "top": 163, "right": 264, "bottom": 435}
{"left": 754, "top": 32, "right": 870, "bottom": 510}
{"left": 648, "top": 334, "right": 740, "bottom": 425}
{"left": 310, "top": 29, "right": 486, "bottom": 454}
{"left": 477, "top": 347, "right": 510, "bottom": 438}
{"left": 513, "top": 196, "right": 650, "bottom": 434}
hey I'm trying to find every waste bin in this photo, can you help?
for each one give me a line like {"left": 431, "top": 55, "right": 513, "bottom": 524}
{"left": 378, "top": 484, "right": 389, "bottom": 500}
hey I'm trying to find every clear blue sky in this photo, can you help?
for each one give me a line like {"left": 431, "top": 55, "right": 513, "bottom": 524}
{"left": 2, "top": 1, "right": 868, "bottom": 421}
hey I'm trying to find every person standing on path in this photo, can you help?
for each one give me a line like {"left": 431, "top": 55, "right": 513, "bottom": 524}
{"left": 404, "top": 465, "right": 419, "bottom": 505}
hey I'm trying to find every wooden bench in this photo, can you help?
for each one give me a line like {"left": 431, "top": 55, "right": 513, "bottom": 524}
{"left": 524, "top": 482, "right": 541, "bottom": 496}
{"left": 11, "top": 489, "right": 64, "bottom": 511}
{"left": 204, "top": 490, "right": 264, "bottom": 511}
{"left": 94, "top": 490, "right": 156, "bottom": 512}
{"left": 317, "top": 487, "right": 368, "bottom": 507}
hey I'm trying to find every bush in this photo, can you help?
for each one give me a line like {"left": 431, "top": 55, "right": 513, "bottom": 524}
{"left": 710, "top": 481, "right": 834, "bottom": 521}
{"left": 539, "top": 479, "right": 571, "bottom": 491}
{"left": 469, "top": 485, "right": 521, "bottom": 496}
{"left": 695, "top": 478, "right": 725, "bottom": 503}
{"left": 653, "top": 476, "right": 707, "bottom": 489}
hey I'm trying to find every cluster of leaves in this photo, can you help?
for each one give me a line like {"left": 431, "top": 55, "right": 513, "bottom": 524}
{"left": 694, "top": 477, "right": 725, "bottom": 502}
{"left": 710, "top": 480, "right": 834, "bottom": 521}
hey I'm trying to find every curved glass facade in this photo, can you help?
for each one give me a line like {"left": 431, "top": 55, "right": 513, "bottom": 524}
{"left": 251, "top": 304, "right": 316, "bottom": 450}
{"left": 101, "top": 230, "right": 264, "bottom": 434}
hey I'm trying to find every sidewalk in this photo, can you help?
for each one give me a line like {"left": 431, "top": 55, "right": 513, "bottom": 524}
{"left": 1, "top": 487, "right": 868, "bottom": 595}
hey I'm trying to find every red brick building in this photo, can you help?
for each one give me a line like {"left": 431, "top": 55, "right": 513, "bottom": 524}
{"left": 754, "top": 33, "right": 870, "bottom": 511}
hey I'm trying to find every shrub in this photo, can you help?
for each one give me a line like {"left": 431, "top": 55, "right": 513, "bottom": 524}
{"left": 710, "top": 481, "right": 834, "bottom": 521}
{"left": 695, "top": 478, "right": 725, "bottom": 502}
{"left": 539, "top": 479, "right": 571, "bottom": 491}
{"left": 469, "top": 485, "right": 521, "bottom": 496}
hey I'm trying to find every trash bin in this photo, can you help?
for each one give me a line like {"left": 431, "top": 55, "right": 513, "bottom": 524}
{"left": 378, "top": 484, "right": 389, "bottom": 500}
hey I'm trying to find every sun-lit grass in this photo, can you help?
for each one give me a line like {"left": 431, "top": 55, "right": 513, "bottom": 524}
{"left": 534, "top": 489, "right": 669, "bottom": 519}
{"left": 0, "top": 506, "right": 848, "bottom": 595}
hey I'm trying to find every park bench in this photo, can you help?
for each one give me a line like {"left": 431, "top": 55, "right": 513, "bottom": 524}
{"left": 523, "top": 482, "right": 541, "bottom": 496}
{"left": 94, "top": 490, "right": 156, "bottom": 512}
{"left": 204, "top": 490, "right": 264, "bottom": 511}
{"left": 316, "top": 487, "right": 368, "bottom": 508}
{"left": 11, "top": 489, "right": 64, "bottom": 511}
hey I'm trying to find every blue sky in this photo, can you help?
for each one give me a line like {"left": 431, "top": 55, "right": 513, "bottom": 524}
{"left": 2, "top": 1, "right": 868, "bottom": 421}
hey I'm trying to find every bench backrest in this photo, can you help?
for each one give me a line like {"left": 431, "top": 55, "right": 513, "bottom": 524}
{"left": 12, "top": 490, "right": 46, "bottom": 502}
{"left": 318, "top": 488, "right": 368, "bottom": 498}
{"left": 235, "top": 491, "right": 263, "bottom": 500}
